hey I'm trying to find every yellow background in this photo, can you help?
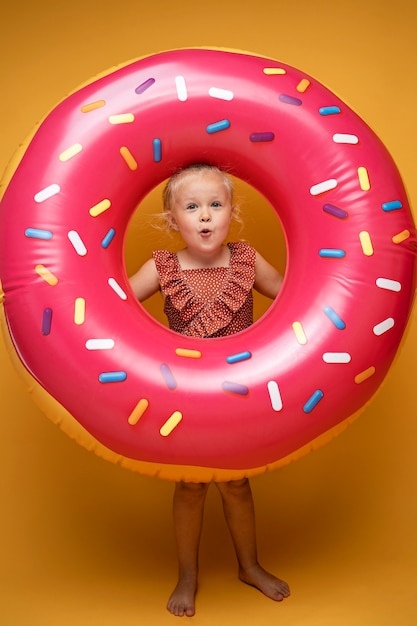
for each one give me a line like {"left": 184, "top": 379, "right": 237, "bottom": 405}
{"left": 1, "top": 1, "right": 417, "bottom": 624}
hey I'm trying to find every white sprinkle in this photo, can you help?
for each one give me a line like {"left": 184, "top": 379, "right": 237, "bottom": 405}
{"left": 267, "top": 380, "right": 283, "bottom": 411}
{"left": 85, "top": 339, "right": 115, "bottom": 350}
{"left": 209, "top": 87, "right": 234, "bottom": 101}
{"left": 175, "top": 75, "right": 188, "bottom": 101}
{"left": 310, "top": 179, "right": 337, "bottom": 196}
{"left": 108, "top": 277, "right": 127, "bottom": 300}
{"left": 322, "top": 352, "right": 351, "bottom": 363}
{"left": 376, "top": 278, "right": 401, "bottom": 292}
{"left": 373, "top": 317, "right": 395, "bottom": 336}
{"left": 68, "top": 230, "right": 87, "bottom": 256}
{"left": 34, "top": 184, "right": 60, "bottom": 203}
{"left": 333, "top": 133, "right": 359, "bottom": 144}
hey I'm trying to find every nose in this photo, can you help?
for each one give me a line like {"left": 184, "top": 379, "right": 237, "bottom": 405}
{"left": 200, "top": 208, "right": 211, "bottom": 222}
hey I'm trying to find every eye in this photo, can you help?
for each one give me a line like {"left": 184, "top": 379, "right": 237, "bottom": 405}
{"left": 186, "top": 203, "right": 197, "bottom": 210}
{"left": 211, "top": 201, "right": 221, "bottom": 208}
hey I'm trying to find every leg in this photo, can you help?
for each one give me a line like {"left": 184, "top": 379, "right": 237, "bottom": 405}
{"left": 167, "top": 481, "right": 210, "bottom": 617}
{"left": 215, "top": 478, "right": 290, "bottom": 602}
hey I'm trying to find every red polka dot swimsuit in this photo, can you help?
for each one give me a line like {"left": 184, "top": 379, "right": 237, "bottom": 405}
{"left": 153, "top": 242, "right": 256, "bottom": 338}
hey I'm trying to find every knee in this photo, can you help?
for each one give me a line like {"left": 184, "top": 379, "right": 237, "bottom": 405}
{"left": 215, "top": 477, "right": 251, "bottom": 498}
{"left": 175, "top": 481, "right": 209, "bottom": 501}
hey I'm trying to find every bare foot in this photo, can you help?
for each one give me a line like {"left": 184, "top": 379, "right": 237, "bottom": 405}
{"left": 239, "top": 564, "right": 290, "bottom": 602}
{"left": 167, "top": 576, "right": 198, "bottom": 617}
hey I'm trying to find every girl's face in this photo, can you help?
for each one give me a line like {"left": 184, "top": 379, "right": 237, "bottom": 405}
{"left": 169, "top": 171, "right": 234, "bottom": 257}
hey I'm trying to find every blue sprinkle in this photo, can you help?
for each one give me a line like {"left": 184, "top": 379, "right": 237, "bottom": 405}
{"left": 249, "top": 132, "right": 275, "bottom": 142}
{"left": 101, "top": 228, "right": 116, "bottom": 248}
{"left": 25, "top": 228, "right": 53, "bottom": 240}
{"left": 303, "top": 389, "right": 324, "bottom": 413}
{"left": 153, "top": 138, "right": 162, "bottom": 162}
{"left": 41, "top": 308, "right": 53, "bottom": 335}
{"left": 206, "top": 119, "right": 231, "bottom": 134}
{"left": 222, "top": 381, "right": 249, "bottom": 396}
{"left": 160, "top": 364, "right": 177, "bottom": 390}
{"left": 226, "top": 351, "right": 252, "bottom": 364}
{"left": 323, "top": 306, "right": 346, "bottom": 330}
{"left": 279, "top": 94, "right": 302, "bottom": 106}
{"left": 382, "top": 200, "right": 403, "bottom": 212}
{"left": 323, "top": 204, "right": 348, "bottom": 219}
{"left": 319, "top": 249, "right": 346, "bottom": 258}
{"left": 135, "top": 77, "right": 155, "bottom": 94}
{"left": 319, "top": 106, "right": 341, "bottom": 115}
{"left": 99, "top": 371, "right": 127, "bottom": 383}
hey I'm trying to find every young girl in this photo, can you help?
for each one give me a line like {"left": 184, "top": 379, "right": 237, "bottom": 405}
{"left": 129, "top": 163, "right": 290, "bottom": 617}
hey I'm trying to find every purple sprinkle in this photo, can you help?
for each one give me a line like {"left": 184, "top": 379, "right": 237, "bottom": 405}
{"left": 249, "top": 132, "right": 275, "bottom": 142}
{"left": 160, "top": 364, "right": 177, "bottom": 390}
{"left": 222, "top": 381, "right": 249, "bottom": 396}
{"left": 42, "top": 308, "right": 53, "bottom": 335}
{"left": 323, "top": 204, "right": 349, "bottom": 219}
{"left": 279, "top": 94, "right": 302, "bottom": 106}
{"left": 135, "top": 77, "right": 155, "bottom": 94}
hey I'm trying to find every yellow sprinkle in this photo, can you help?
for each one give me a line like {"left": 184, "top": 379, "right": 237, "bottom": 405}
{"left": 35, "top": 264, "right": 58, "bottom": 286}
{"left": 175, "top": 348, "right": 202, "bottom": 359}
{"left": 109, "top": 113, "right": 135, "bottom": 124}
{"left": 81, "top": 100, "right": 106, "bottom": 113}
{"left": 128, "top": 399, "right": 149, "bottom": 425}
{"left": 358, "top": 166, "right": 370, "bottom": 191}
{"left": 74, "top": 297, "right": 86, "bottom": 325}
{"left": 160, "top": 411, "right": 183, "bottom": 437}
{"left": 89, "top": 199, "right": 111, "bottom": 217}
{"left": 59, "top": 143, "right": 83, "bottom": 162}
{"left": 297, "top": 78, "right": 311, "bottom": 93}
{"left": 263, "top": 67, "right": 286, "bottom": 75}
{"left": 359, "top": 231, "right": 374, "bottom": 256}
{"left": 292, "top": 321, "right": 307, "bottom": 345}
{"left": 354, "top": 366, "right": 375, "bottom": 384}
{"left": 120, "top": 146, "right": 138, "bottom": 170}
{"left": 392, "top": 229, "right": 410, "bottom": 244}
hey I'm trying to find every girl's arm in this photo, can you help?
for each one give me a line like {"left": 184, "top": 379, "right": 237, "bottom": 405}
{"left": 254, "top": 251, "right": 283, "bottom": 300}
{"left": 129, "top": 258, "right": 161, "bottom": 302}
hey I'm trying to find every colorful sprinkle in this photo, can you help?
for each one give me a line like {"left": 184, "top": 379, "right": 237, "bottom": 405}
{"left": 34, "top": 184, "right": 60, "bottom": 203}
{"left": 355, "top": 366, "right": 375, "bottom": 384}
{"left": 101, "top": 228, "right": 116, "bottom": 248}
{"left": 109, "top": 113, "right": 135, "bottom": 124}
{"left": 68, "top": 230, "right": 87, "bottom": 256}
{"left": 74, "top": 297, "right": 86, "bottom": 325}
{"left": 359, "top": 231, "right": 373, "bottom": 256}
{"left": 153, "top": 138, "right": 162, "bottom": 162}
{"left": 376, "top": 277, "right": 401, "bottom": 292}
{"left": 175, "top": 348, "right": 202, "bottom": 359}
{"left": 279, "top": 94, "right": 302, "bottom": 106}
{"left": 135, "top": 78, "right": 155, "bottom": 94}
{"left": 85, "top": 338, "right": 115, "bottom": 350}
{"left": 319, "top": 249, "right": 346, "bottom": 258}
{"left": 160, "top": 364, "right": 177, "bottom": 390}
{"left": 25, "top": 228, "right": 53, "bottom": 240}
{"left": 175, "top": 75, "right": 188, "bottom": 101}
{"left": 392, "top": 230, "right": 410, "bottom": 244}
{"left": 333, "top": 133, "right": 359, "bottom": 145}
{"left": 373, "top": 317, "right": 394, "bottom": 336}
{"left": 35, "top": 264, "right": 58, "bottom": 286}
{"left": 206, "top": 120, "right": 231, "bottom": 134}
{"left": 322, "top": 352, "right": 351, "bottom": 363}
{"left": 120, "top": 146, "right": 138, "bottom": 170}
{"left": 323, "top": 204, "right": 348, "bottom": 219}
{"left": 99, "top": 371, "right": 127, "bottom": 383}
{"left": 382, "top": 200, "right": 402, "bottom": 212}
{"left": 59, "top": 143, "right": 83, "bottom": 161}
{"left": 42, "top": 308, "right": 53, "bottom": 335}
{"left": 222, "top": 381, "right": 249, "bottom": 396}
{"left": 128, "top": 398, "right": 149, "bottom": 425}
{"left": 358, "top": 166, "right": 370, "bottom": 191}
{"left": 249, "top": 132, "right": 275, "bottom": 142}
{"left": 323, "top": 306, "right": 346, "bottom": 329}
{"left": 303, "top": 389, "right": 324, "bottom": 413}
{"left": 108, "top": 277, "right": 127, "bottom": 300}
{"left": 292, "top": 321, "right": 307, "bottom": 345}
{"left": 263, "top": 67, "right": 286, "bottom": 75}
{"left": 267, "top": 380, "right": 283, "bottom": 411}
{"left": 208, "top": 87, "right": 234, "bottom": 100}
{"left": 89, "top": 199, "right": 111, "bottom": 217}
{"left": 81, "top": 100, "right": 106, "bottom": 113}
{"left": 310, "top": 179, "right": 337, "bottom": 195}
{"left": 226, "top": 351, "right": 252, "bottom": 364}
{"left": 160, "top": 411, "right": 183, "bottom": 436}
{"left": 297, "top": 78, "right": 311, "bottom": 93}
{"left": 319, "top": 106, "right": 341, "bottom": 115}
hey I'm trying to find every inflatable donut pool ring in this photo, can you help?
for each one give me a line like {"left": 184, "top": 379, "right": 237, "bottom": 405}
{"left": 0, "top": 48, "right": 416, "bottom": 482}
